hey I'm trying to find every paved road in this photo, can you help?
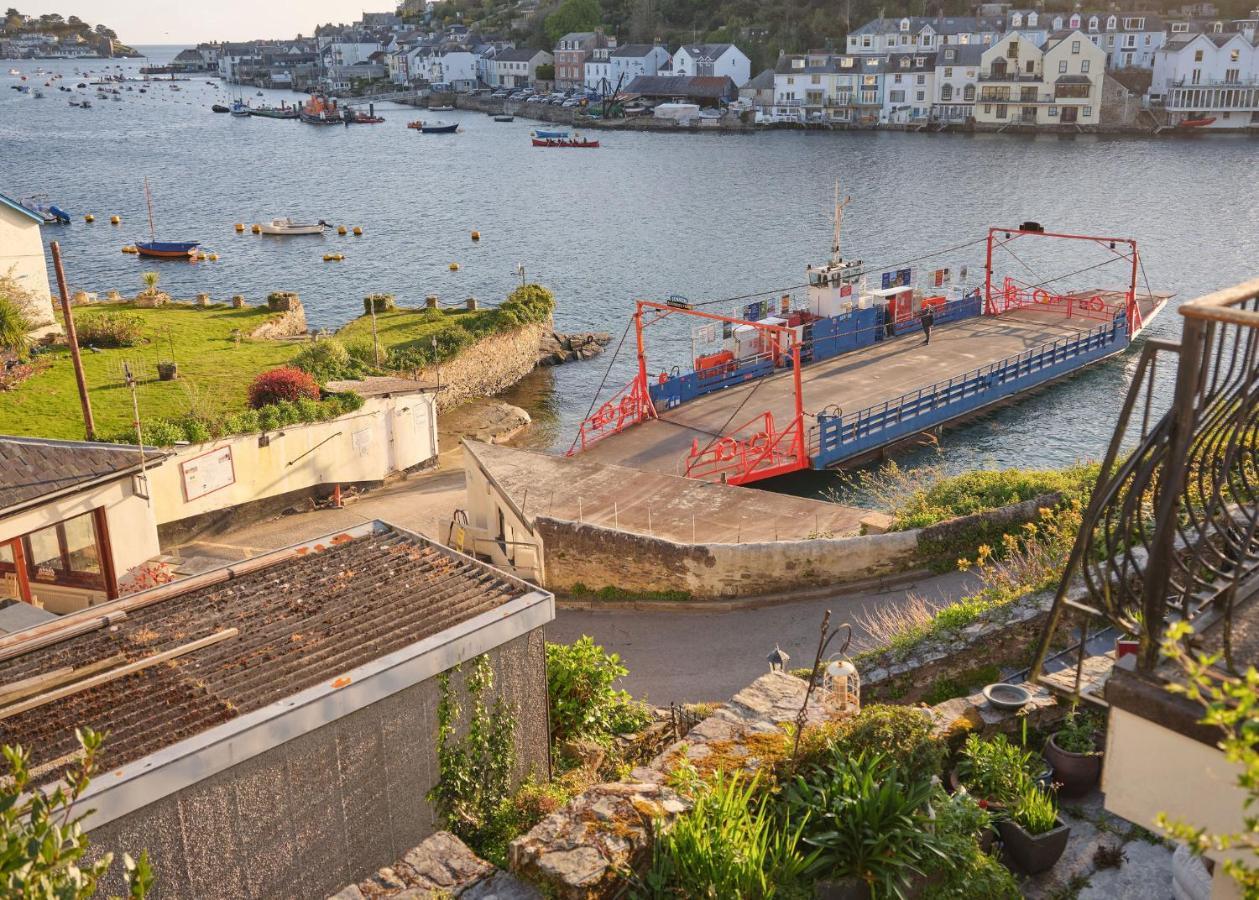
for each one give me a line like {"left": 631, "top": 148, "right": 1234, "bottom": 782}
{"left": 547, "top": 569, "right": 982, "bottom": 705}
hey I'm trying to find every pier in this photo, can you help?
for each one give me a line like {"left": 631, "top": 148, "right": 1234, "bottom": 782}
{"left": 569, "top": 226, "right": 1172, "bottom": 485}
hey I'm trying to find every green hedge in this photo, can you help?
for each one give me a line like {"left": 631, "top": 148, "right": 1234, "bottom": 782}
{"left": 108, "top": 391, "right": 364, "bottom": 446}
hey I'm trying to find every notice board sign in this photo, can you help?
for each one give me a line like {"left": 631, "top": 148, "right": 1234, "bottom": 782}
{"left": 181, "top": 446, "right": 236, "bottom": 502}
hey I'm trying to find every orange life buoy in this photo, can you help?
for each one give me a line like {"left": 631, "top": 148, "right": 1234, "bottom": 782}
{"left": 619, "top": 396, "right": 638, "bottom": 419}
{"left": 1089, "top": 296, "right": 1105, "bottom": 312}
{"left": 658, "top": 371, "right": 668, "bottom": 385}
{"left": 1033, "top": 289, "right": 1052, "bottom": 305}
{"left": 716, "top": 439, "right": 737, "bottom": 462}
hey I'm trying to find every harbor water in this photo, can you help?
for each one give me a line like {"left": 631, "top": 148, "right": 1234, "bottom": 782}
{"left": 3, "top": 46, "right": 1258, "bottom": 490}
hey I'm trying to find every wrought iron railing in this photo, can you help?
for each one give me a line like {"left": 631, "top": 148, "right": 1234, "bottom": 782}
{"left": 1030, "top": 276, "right": 1259, "bottom": 681}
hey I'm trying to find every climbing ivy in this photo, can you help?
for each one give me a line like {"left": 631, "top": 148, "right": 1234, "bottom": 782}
{"left": 428, "top": 656, "right": 517, "bottom": 857}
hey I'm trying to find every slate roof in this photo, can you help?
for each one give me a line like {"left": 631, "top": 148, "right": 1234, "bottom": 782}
{"left": 743, "top": 68, "right": 776, "bottom": 89}
{"left": 611, "top": 43, "right": 664, "bottom": 57}
{"left": 495, "top": 46, "right": 546, "bottom": 61}
{"left": 677, "top": 42, "right": 735, "bottom": 59}
{"left": 623, "top": 74, "right": 737, "bottom": 99}
{"left": 1, "top": 522, "right": 539, "bottom": 786}
{"left": 0, "top": 437, "right": 165, "bottom": 515}
{"left": 936, "top": 44, "right": 986, "bottom": 65}
{"left": 850, "top": 16, "right": 1002, "bottom": 36}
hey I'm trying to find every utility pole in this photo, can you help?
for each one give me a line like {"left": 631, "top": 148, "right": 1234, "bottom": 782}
{"left": 50, "top": 241, "right": 96, "bottom": 441}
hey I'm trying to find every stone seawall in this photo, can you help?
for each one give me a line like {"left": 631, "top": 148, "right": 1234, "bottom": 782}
{"left": 417, "top": 319, "right": 552, "bottom": 410}
{"left": 535, "top": 516, "right": 920, "bottom": 599}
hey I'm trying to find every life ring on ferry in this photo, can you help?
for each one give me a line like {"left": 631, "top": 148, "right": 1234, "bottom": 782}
{"left": 658, "top": 371, "right": 669, "bottom": 385}
{"left": 715, "top": 438, "right": 738, "bottom": 462}
{"left": 1088, "top": 296, "right": 1105, "bottom": 312}
{"left": 594, "top": 402, "right": 615, "bottom": 428}
{"left": 1033, "top": 289, "right": 1053, "bottom": 305}
{"left": 748, "top": 431, "right": 771, "bottom": 451}
{"left": 619, "top": 396, "right": 638, "bottom": 418}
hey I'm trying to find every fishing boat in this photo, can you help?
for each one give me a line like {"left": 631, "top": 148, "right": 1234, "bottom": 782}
{"left": 429, "top": 104, "right": 454, "bottom": 112}
{"left": 230, "top": 100, "right": 251, "bottom": 117}
{"left": 258, "top": 218, "right": 328, "bottom": 236}
{"left": 134, "top": 178, "right": 200, "bottom": 260}
{"left": 300, "top": 94, "right": 344, "bottom": 125}
{"left": 532, "top": 128, "right": 570, "bottom": 139}
{"left": 532, "top": 136, "right": 600, "bottom": 148}
{"left": 416, "top": 120, "right": 459, "bottom": 134}
{"left": 493, "top": 115, "right": 514, "bottom": 122}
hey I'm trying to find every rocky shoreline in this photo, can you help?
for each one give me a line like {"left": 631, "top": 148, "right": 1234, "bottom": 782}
{"left": 537, "top": 330, "right": 611, "bottom": 367}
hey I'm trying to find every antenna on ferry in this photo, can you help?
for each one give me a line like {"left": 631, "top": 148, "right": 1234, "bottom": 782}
{"left": 831, "top": 180, "right": 852, "bottom": 266}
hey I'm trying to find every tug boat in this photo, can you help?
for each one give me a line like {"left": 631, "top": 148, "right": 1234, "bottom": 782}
{"left": 300, "top": 94, "right": 344, "bottom": 125}
{"left": 531, "top": 136, "right": 600, "bottom": 148}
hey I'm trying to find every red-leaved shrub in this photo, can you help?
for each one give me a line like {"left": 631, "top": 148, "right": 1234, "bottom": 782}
{"left": 248, "top": 366, "right": 319, "bottom": 409}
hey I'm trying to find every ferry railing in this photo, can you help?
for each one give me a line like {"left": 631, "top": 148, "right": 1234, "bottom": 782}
{"left": 1029, "top": 276, "right": 1259, "bottom": 686}
{"left": 810, "top": 315, "right": 1126, "bottom": 466}
{"left": 684, "top": 411, "right": 808, "bottom": 486}
{"left": 997, "top": 277, "right": 1119, "bottom": 323}
{"left": 569, "top": 375, "right": 656, "bottom": 454}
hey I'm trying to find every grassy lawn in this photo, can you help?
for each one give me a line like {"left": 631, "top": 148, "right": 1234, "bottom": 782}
{"left": 338, "top": 306, "right": 491, "bottom": 358}
{"left": 0, "top": 303, "right": 296, "bottom": 440}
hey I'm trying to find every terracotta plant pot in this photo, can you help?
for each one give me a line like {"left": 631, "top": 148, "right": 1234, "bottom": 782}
{"left": 1043, "top": 733, "right": 1102, "bottom": 797}
{"left": 997, "top": 817, "right": 1071, "bottom": 874}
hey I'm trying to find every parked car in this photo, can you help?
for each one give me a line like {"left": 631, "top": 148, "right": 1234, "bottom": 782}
{"left": 561, "top": 98, "right": 582, "bottom": 108}
{"left": 491, "top": 89, "right": 509, "bottom": 98}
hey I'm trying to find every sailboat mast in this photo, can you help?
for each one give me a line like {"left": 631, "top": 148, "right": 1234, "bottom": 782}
{"left": 830, "top": 180, "right": 851, "bottom": 267}
{"left": 144, "top": 177, "right": 156, "bottom": 242}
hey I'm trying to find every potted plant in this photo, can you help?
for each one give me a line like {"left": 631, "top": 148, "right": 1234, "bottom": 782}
{"left": 951, "top": 734, "right": 1040, "bottom": 811}
{"left": 996, "top": 783, "right": 1071, "bottom": 874}
{"left": 136, "top": 271, "right": 167, "bottom": 308}
{"left": 1043, "top": 709, "right": 1103, "bottom": 797}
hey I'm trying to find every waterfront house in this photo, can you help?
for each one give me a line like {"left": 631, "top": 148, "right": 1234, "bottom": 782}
{"left": 973, "top": 29, "right": 1105, "bottom": 126}
{"left": 846, "top": 16, "right": 1004, "bottom": 55}
{"left": 4, "top": 520, "right": 554, "bottom": 898}
{"left": 0, "top": 191, "right": 55, "bottom": 335}
{"left": 584, "top": 45, "right": 612, "bottom": 92}
{"left": 0, "top": 436, "right": 165, "bottom": 613}
{"left": 670, "top": 43, "right": 751, "bottom": 88}
{"left": 932, "top": 44, "right": 983, "bottom": 124}
{"left": 170, "top": 48, "right": 210, "bottom": 73}
{"left": 494, "top": 47, "right": 551, "bottom": 88}
{"left": 1044, "top": 11, "right": 1166, "bottom": 68}
{"left": 740, "top": 67, "right": 776, "bottom": 107}
{"left": 610, "top": 43, "right": 672, "bottom": 87}
{"left": 882, "top": 52, "right": 937, "bottom": 123}
{"left": 771, "top": 52, "right": 858, "bottom": 123}
{"left": 554, "top": 31, "right": 614, "bottom": 89}
{"left": 1149, "top": 31, "right": 1259, "bottom": 127}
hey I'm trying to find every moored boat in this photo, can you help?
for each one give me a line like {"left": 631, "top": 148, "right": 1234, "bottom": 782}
{"left": 532, "top": 136, "right": 600, "bottom": 148}
{"left": 532, "top": 128, "right": 570, "bottom": 139}
{"left": 249, "top": 104, "right": 299, "bottom": 119}
{"left": 415, "top": 120, "right": 459, "bottom": 134}
{"left": 135, "top": 240, "right": 200, "bottom": 259}
{"left": 257, "top": 218, "right": 328, "bottom": 236}
{"left": 211, "top": 103, "right": 230, "bottom": 113}
{"left": 493, "top": 115, "right": 514, "bottom": 122}
{"left": 19, "top": 196, "right": 70, "bottom": 225}
{"left": 230, "top": 100, "right": 251, "bottom": 117}
{"left": 1179, "top": 116, "right": 1216, "bottom": 127}
{"left": 300, "top": 94, "right": 344, "bottom": 125}
{"left": 429, "top": 104, "right": 454, "bottom": 112}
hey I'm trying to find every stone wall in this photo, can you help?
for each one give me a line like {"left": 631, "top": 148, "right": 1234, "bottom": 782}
{"left": 416, "top": 319, "right": 552, "bottom": 410}
{"left": 249, "top": 294, "right": 308, "bottom": 339}
{"left": 535, "top": 516, "right": 920, "bottom": 599}
{"left": 88, "top": 630, "right": 550, "bottom": 900}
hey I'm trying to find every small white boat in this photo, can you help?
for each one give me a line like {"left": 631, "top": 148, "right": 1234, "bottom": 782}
{"left": 257, "top": 217, "right": 328, "bottom": 236}
{"left": 429, "top": 104, "right": 454, "bottom": 112}
{"left": 7, "top": 68, "right": 19, "bottom": 76}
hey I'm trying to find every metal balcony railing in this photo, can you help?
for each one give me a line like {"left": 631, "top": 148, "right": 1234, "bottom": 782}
{"left": 978, "top": 71, "right": 1042, "bottom": 82}
{"left": 1030, "top": 276, "right": 1259, "bottom": 682}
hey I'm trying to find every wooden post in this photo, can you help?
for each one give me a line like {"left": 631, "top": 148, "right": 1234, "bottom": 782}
{"left": 50, "top": 242, "right": 96, "bottom": 440}
{"left": 369, "top": 298, "right": 381, "bottom": 366}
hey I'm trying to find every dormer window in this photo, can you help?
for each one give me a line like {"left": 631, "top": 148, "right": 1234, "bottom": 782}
{"left": 1028, "top": 12, "right": 1038, "bottom": 26}
{"left": 900, "top": 17, "right": 911, "bottom": 31}
{"left": 900, "top": 57, "right": 910, "bottom": 67}
{"left": 1011, "top": 13, "right": 1022, "bottom": 27}
{"left": 1053, "top": 16, "right": 1063, "bottom": 29}
{"left": 1069, "top": 14, "right": 1081, "bottom": 28}
{"left": 792, "top": 57, "right": 804, "bottom": 68}
{"left": 1107, "top": 15, "right": 1117, "bottom": 30}
{"left": 1088, "top": 16, "right": 1099, "bottom": 31}
{"left": 945, "top": 48, "right": 955, "bottom": 60}
{"left": 1212, "top": 21, "right": 1224, "bottom": 32}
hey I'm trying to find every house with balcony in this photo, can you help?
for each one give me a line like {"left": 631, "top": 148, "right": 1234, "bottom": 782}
{"left": 494, "top": 47, "right": 551, "bottom": 88}
{"left": 1149, "top": 31, "right": 1259, "bottom": 127}
{"left": 932, "top": 44, "right": 983, "bottom": 123}
{"left": 670, "top": 43, "right": 751, "bottom": 88}
{"left": 769, "top": 52, "right": 881, "bottom": 123}
{"left": 882, "top": 52, "right": 937, "bottom": 123}
{"left": 974, "top": 29, "right": 1105, "bottom": 126}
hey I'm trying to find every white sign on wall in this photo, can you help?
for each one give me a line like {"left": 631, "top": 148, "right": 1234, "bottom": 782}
{"left": 180, "top": 445, "right": 236, "bottom": 501}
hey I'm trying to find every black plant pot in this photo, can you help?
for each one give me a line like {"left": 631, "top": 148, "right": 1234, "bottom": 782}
{"left": 997, "top": 817, "right": 1071, "bottom": 875}
{"left": 1043, "top": 733, "right": 1102, "bottom": 797}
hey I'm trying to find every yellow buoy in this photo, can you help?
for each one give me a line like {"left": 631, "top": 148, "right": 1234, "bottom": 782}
{"left": 251, "top": 223, "right": 261, "bottom": 234}
{"left": 121, "top": 245, "right": 137, "bottom": 254}
{"left": 208, "top": 253, "right": 219, "bottom": 261}
{"left": 85, "top": 213, "right": 95, "bottom": 223}
{"left": 471, "top": 230, "right": 480, "bottom": 241}
{"left": 449, "top": 262, "right": 460, "bottom": 271}
{"left": 323, "top": 253, "right": 344, "bottom": 262}
{"left": 352, "top": 226, "right": 363, "bottom": 236}
{"left": 234, "top": 223, "right": 245, "bottom": 232}
{"left": 110, "top": 215, "right": 120, "bottom": 225}
{"left": 337, "top": 225, "right": 347, "bottom": 235}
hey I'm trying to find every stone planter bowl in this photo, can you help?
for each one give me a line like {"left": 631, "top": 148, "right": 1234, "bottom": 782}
{"left": 157, "top": 362, "right": 178, "bottom": 381}
{"left": 996, "top": 817, "right": 1071, "bottom": 875}
{"left": 1043, "top": 733, "right": 1102, "bottom": 797}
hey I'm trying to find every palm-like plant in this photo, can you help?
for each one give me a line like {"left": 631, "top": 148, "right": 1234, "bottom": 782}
{"left": 141, "top": 271, "right": 159, "bottom": 294}
{"left": 0, "top": 296, "right": 30, "bottom": 360}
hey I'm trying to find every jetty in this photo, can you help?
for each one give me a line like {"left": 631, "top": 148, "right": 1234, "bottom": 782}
{"left": 569, "top": 223, "right": 1171, "bottom": 485}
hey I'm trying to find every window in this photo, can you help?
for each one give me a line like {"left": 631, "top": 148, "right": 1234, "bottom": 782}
{"left": 1194, "top": 49, "right": 1204, "bottom": 62}
{"left": 1009, "top": 40, "right": 1019, "bottom": 57}
{"left": 916, "top": 74, "right": 925, "bottom": 84}
{"left": 983, "top": 103, "right": 992, "bottom": 113}
{"left": 11, "top": 511, "right": 107, "bottom": 591}
{"left": 862, "top": 36, "right": 872, "bottom": 48}
{"left": 1049, "top": 106, "right": 1058, "bottom": 115}
{"left": 1172, "top": 22, "right": 1189, "bottom": 32}
{"left": 944, "top": 66, "right": 953, "bottom": 77}
{"left": 1106, "top": 15, "right": 1117, "bottom": 30}
{"left": 1026, "top": 59, "right": 1034, "bottom": 73}
{"left": 890, "top": 89, "right": 905, "bottom": 101}
{"left": 963, "top": 84, "right": 975, "bottom": 100}
{"left": 1028, "top": 13, "right": 1037, "bottom": 26}
{"left": 1081, "top": 60, "right": 1090, "bottom": 73}
{"left": 1059, "top": 60, "right": 1068, "bottom": 73}
{"left": 900, "top": 18, "right": 910, "bottom": 31}
{"left": 941, "top": 83, "right": 953, "bottom": 100}
{"left": 916, "top": 90, "right": 924, "bottom": 100}
{"left": 1231, "top": 49, "right": 1241, "bottom": 62}
{"left": 1226, "top": 68, "right": 1240, "bottom": 83}
{"left": 901, "top": 57, "right": 910, "bottom": 68}
{"left": 1083, "top": 105, "right": 1092, "bottom": 116}
{"left": 894, "top": 73, "right": 902, "bottom": 83}
{"left": 1072, "top": 41, "right": 1081, "bottom": 54}
{"left": 1088, "top": 16, "right": 1098, "bottom": 31}
{"left": 1123, "top": 35, "right": 1136, "bottom": 48}
{"left": 811, "top": 74, "right": 821, "bottom": 84}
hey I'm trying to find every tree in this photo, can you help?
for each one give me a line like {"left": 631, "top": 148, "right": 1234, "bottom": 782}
{"left": 1, "top": 728, "right": 153, "bottom": 897}
{"left": 544, "top": 0, "right": 602, "bottom": 45}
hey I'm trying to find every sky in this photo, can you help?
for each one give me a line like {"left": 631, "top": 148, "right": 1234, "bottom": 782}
{"left": 17, "top": 1, "right": 375, "bottom": 45}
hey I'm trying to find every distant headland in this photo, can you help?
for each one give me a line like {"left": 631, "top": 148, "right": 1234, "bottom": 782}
{"left": 1, "top": 8, "right": 140, "bottom": 59}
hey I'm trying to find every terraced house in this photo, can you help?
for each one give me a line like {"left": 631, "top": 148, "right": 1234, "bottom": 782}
{"left": 769, "top": 52, "right": 883, "bottom": 124}
{"left": 973, "top": 29, "right": 1106, "bottom": 127}
{"left": 1149, "top": 31, "right": 1259, "bottom": 128}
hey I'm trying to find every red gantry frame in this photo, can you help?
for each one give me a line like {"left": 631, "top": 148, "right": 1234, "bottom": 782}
{"left": 569, "top": 299, "right": 810, "bottom": 486}
{"left": 984, "top": 226, "right": 1144, "bottom": 336}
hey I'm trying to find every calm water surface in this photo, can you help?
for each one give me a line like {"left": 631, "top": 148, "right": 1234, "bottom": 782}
{"left": 3, "top": 47, "right": 1257, "bottom": 492}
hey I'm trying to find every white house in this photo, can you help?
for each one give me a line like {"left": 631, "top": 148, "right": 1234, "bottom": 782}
{"left": 933, "top": 44, "right": 983, "bottom": 123}
{"left": 609, "top": 44, "right": 671, "bottom": 88}
{"left": 882, "top": 52, "right": 936, "bottom": 123}
{"left": 770, "top": 52, "right": 882, "bottom": 125}
{"left": 1150, "top": 32, "right": 1259, "bottom": 127}
{"left": 973, "top": 29, "right": 1105, "bottom": 126}
{"left": 671, "top": 43, "right": 750, "bottom": 88}
{"left": 424, "top": 48, "right": 480, "bottom": 89}
{"left": 494, "top": 47, "right": 551, "bottom": 88}
{"left": 584, "top": 46, "right": 613, "bottom": 91}
{"left": 0, "top": 192, "right": 55, "bottom": 335}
